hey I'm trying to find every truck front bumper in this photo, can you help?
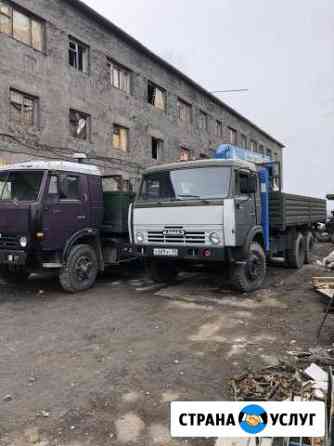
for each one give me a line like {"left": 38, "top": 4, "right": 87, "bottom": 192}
{"left": 135, "top": 245, "right": 227, "bottom": 261}
{"left": 0, "top": 250, "right": 27, "bottom": 266}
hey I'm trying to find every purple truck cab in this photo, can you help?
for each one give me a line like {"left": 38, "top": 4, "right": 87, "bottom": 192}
{"left": 0, "top": 160, "right": 135, "bottom": 292}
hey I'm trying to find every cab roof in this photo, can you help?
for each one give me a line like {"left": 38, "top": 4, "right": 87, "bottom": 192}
{"left": 144, "top": 158, "right": 257, "bottom": 174}
{"left": 0, "top": 160, "right": 101, "bottom": 176}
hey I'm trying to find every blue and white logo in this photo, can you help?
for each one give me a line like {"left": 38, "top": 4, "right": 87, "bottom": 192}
{"left": 239, "top": 404, "right": 268, "bottom": 434}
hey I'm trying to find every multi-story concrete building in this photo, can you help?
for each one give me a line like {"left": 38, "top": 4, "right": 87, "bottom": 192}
{"left": 0, "top": 0, "right": 284, "bottom": 188}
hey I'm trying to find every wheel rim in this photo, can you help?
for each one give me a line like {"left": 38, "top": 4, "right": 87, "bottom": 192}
{"left": 75, "top": 255, "right": 94, "bottom": 282}
{"left": 247, "top": 253, "right": 263, "bottom": 282}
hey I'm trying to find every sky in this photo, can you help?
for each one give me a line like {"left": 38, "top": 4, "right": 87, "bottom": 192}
{"left": 83, "top": 0, "right": 334, "bottom": 199}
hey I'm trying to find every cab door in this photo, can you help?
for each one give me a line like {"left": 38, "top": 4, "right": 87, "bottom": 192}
{"left": 234, "top": 170, "right": 258, "bottom": 245}
{"left": 41, "top": 172, "right": 90, "bottom": 252}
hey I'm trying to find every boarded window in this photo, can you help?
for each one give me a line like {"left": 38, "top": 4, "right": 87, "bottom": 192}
{"left": 0, "top": 2, "right": 44, "bottom": 50}
{"left": 148, "top": 82, "right": 166, "bottom": 111}
{"left": 109, "top": 61, "right": 131, "bottom": 94}
{"left": 180, "top": 147, "right": 191, "bottom": 161}
{"left": 215, "top": 120, "right": 223, "bottom": 137}
{"left": 177, "top": 99, "right": 192, "bottom": 124}
{"left": 69, "top": 109, "right": 90, "bottom": 140}
{"left": 69, "top": 37, "right": 89, "bottom": 73}
{"left": 198, "top": 111, "right": 208, "bottom": 130}
{"left": 228, "top": 127, "right": 237, "bottom": 145}
{"left": 113, "top": 125, "right": 129, "bottom": 152}
{"left": 152, "top": 137, "right": 163, "bottom": 160}
{"left": 10, "top": 90, "right": 37, "bottom": 126}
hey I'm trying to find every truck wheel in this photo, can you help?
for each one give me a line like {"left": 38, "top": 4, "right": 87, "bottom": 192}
{"left": 0, "top": 266, "right": 29, "bottom": 284}
{"left": 231, "top": 242, "right": 266, "bottom": 293}
{"left": 59, "top": 244, "right": 98, "bottom": 293}
{"left": 148, "top": 261, "right": 178, "bottom": 283}
{"left": 286, "top": 232, "right": 305, "bottom": 269}
{"left": 304, "top": 232, "right": 315, "bottom": 264}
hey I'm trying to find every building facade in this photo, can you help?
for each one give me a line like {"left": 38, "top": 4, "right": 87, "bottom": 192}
{"left": 0, "top": 0, "right": 284, "bottom": 188}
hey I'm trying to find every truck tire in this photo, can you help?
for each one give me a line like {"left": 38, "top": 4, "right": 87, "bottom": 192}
{"left": 148, "top": 260, "right": 178, "bottom": 283}
{"left": 231, "top": 242, "right": 266, "bottom": 293}
{"left": 59, "top": 244, "right": 98, "bottom": 293}
{"left": 286, "top": 232, "right": 305, "bottom": 269}
{"left": 0, "top": 266, "right": 29, "bottom": 284}
{"left": 304, "top": 231, "right": 315, "bottom": 264}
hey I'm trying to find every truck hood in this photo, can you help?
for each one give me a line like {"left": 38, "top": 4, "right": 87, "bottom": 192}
{"left": 134, "top": 204, "right": 224, "bottom": 226}
{"left": 0, "top": 203, "right": 31, "bottom": 235}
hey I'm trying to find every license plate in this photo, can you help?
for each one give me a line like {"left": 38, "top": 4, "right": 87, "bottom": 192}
{"left": 153, "top": 248, "right": 178, "bottom": 257}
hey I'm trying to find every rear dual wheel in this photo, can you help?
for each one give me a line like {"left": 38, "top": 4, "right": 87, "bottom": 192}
{"left": 286, "top": 231, "right": 314, "bottom": 268}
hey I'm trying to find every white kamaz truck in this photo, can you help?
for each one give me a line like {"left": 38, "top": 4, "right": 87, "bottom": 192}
{"left": 131, "top": 145, "right": 326, "bottom": 292}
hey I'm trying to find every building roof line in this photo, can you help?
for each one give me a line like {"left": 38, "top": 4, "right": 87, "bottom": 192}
{"left": 65, "top": 0, "right": 285, "bottom": 148}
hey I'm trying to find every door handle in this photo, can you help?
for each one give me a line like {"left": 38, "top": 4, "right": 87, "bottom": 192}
{"left": 77, "top": 215, "right": 86, "bottom": 220}
{"left": 53, "top": 209, "right": 62, "bottom": 214}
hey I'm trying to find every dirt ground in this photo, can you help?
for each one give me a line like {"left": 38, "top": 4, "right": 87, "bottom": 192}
{"left": 0, "top": 243, "right": 334, "bottom": 446}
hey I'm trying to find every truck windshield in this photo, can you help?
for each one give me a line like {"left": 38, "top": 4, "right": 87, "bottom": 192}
{"left": 0, "top": 171, "right": 44, "bottom": 202}
{"left": 138, "top": 167, "right": 231, "bottom": 202}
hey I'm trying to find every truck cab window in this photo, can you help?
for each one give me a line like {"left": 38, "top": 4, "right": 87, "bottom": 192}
{"left": 62, "top": 175, "right": 80, "bottom": 200}
{"left": 239, "top": 172, "right": 249, "bottom": 195}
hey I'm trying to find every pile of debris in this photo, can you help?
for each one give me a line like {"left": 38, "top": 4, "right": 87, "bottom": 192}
{"left": 230, "top": 363, "right": 304, "bottom": 401}
{"left": 230, "top": 361, "right": 333, "bottom": 444}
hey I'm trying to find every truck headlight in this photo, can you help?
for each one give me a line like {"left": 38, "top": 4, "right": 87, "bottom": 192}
{"left": 209, "top": 232, "right": 221, "bottom": 245}
{"left": 19, "top": 236, "right": 28, "bottom": 248}
{"left": 136, "top": 232, "right": 145, "bottom": 244}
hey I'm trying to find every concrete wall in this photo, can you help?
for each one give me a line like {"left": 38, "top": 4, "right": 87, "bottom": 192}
{"left": 0, "top": 0, "right": 284, "bottom": 183}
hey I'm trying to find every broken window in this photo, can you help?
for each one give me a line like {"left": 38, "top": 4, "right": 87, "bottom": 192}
{"left": 259, "top": 144, "right": 265, "bottom": 155}
{"left": 180, "top": 147, "right": 191, "bottom": 162}
{"left": 0, "top": 2, "right": 44, "bottom": 51}
{"left": 240, "top": 134, "right": 247, "bottom": 148}
{"left": 113, "top": 125, "right": 129, "bottom": 152}
{"left": 151, "top": 137, "right": 163, "bottom": 160}
{"left": 228, "top": 127, "right": 237, "bottom": 145}
{"left": 215, "top": 120, "right": 223, "bottom": 138}
{"left": 266, "top": 148, "right": 272, "bottom": 159}
{"left": 177, "top": 99, "right": 192, "bottom": 124}
{"left": 148, "top": 82, "right": 166, "bottom": 111}
{"left": 10, "top": 89, "right": 37, "bottom": 126}
{"left": 69, "top": 109, "right": 90, "bottom": 140}
{"left": 109, "top": 61, "right": 131, "bottom": 94}
{"left": 69, "top": 37, "right": 89, "bottom": 73}
{"left": 200, "top": 153, "right": 209, "bottom": 159}
{"left": 198, "top": 111, "right": 208, "bottom": 131}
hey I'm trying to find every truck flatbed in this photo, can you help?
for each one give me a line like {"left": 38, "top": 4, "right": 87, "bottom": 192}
{"left": 269, "top": 192, "right": 326, "bottom": 231}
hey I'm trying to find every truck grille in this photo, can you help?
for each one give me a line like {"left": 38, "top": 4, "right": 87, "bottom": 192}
{"left": 147, "top": 231, "right": 205, "bottom": 244}
{"left": 0, "top": 235, "right": 20, "bottom": 249}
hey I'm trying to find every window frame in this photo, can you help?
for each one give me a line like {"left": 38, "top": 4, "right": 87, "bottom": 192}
{"left": 240, "top": 134, "right": 247, "bottom": 149}
{"left": 215, "top": 120, "right": 223, "bottom": 138}
{"left": 109, "top": 59, "right": 131, "bottom": 94}
{"left": 228, "top": 127, "right": 237, "bottom": 145}
{"left": 68, "top": 36, "right": 89, "bottom": 74}
{"left": 147, "top": 81, "right": 167, "bottom": 112}
{"left": 10, "top": 88, "right": 38, "bottom": 127}
{"left": 112, "top": 124, "right": 129, "bottom": 153}
{"left": 198, "top": 110, "right": 208, "bottom": 131}
{"left": 60, "top": 174, "right": 81, "bottom": 202}
{"left": 0, "top": 1, "right": 45, "bottom": 52}
{"left": 69, "top": 109, "right": 91, "bottom": 141}
{"left": 177, "top": 98, "right": 192, "bottom": 124}
{"left": 151, "top": 137, "right": 163, "bottom": 161}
